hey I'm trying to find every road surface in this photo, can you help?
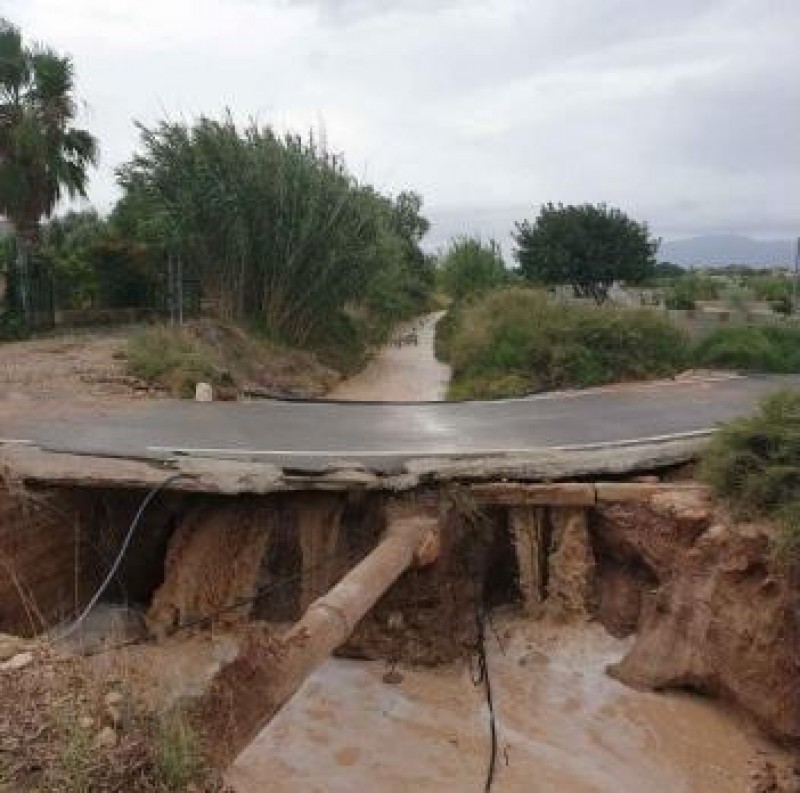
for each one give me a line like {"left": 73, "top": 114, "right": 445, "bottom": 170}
{"left": 2, "top": 374, "right": 798, "bottom": 472}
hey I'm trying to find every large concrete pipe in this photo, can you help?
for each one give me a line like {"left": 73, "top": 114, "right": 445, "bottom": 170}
{"left": 194, "top": 507, "right": 439, "bottom": 767}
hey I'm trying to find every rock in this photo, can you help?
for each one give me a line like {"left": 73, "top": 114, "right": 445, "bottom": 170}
{"left": 0, "top": 634, "right": 27, "bottom": 662}
{"left": 195, "top": 382, "right": 213, "bottom": 402}
{"left": 79, "top": 716, "right": 95, "bottom": 730}
{"left": 104, "top": 691, "right": 123, "bottom": 707}
{"left": 0, "top": 651, "right": 33, "bottom": 671}
{"left": 93, "top": 726, "right": 118, "bottom": 749}
{"left": 106, "top": 705, "right": 122, "bottom": 726}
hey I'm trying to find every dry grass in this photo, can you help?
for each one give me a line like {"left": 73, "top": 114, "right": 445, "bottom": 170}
{"left": 0, "top": 644, "right": 229, "bottom": 792}
{"left": 125, "top": 320, "right": 339, "bottom": 399}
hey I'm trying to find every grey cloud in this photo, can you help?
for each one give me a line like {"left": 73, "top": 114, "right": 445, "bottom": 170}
{"left": 5, "top": 0, "right": 798, "bottom": 243}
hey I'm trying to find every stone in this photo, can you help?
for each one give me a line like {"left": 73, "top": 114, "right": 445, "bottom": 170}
{"left": 0, "top": 634, "right": 27, "bottom": 662}
{"left": 195, "top": 382, "right": 213, "bottom": 402}
{"left": 93, "top": 726, "right": 118, "bottom": 749}
{"left": 106, "top": 705, "right": 122, "bottom": 726}
{"left": 0, "top": 651, "right": 33, "bottom": 671}
{"left": 104, "top": 691, "right": 123, "bottom": 707}
{"left": 79, "top": 716, "right": 95, "bottom": 730}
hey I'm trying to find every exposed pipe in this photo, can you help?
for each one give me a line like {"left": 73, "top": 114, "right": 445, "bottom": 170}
{"left": 196, "top": 510, "right": 439, "bottom": 767}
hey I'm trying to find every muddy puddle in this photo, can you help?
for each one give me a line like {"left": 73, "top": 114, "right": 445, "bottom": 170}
{"left": 228, "top": 620, "right": 754, "bottom": 792}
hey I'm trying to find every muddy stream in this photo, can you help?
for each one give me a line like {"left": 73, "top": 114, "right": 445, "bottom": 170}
{"left": 227, "top": 312, "right": 756, "bottom": 792}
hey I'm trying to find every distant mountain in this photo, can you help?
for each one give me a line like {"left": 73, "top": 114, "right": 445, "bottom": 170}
{"left": 659, "top": 235, "right": 795, "bottom": 267}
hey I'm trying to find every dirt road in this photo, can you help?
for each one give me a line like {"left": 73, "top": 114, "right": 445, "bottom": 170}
{"left": 328, "top": 311, "right": 451, "bottom": 401}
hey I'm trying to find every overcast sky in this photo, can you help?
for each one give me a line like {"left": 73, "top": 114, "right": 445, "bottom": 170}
{"left": 5, "top": 0, "right": 799, "bottom": 248}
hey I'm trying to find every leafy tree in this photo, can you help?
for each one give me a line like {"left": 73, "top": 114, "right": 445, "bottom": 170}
{"left": 0, "top": 18, "right": 97, "bottom": 322}
{"left": 513, "top": 203, "right": 657, "bottom": 303}
{"left": 116, "top": 116, "right": 432, "bottom": 345}
{"left": 40, "top": 211, "right": 160, "bottom": 309}
{"left": 652, "top": 261, "right": 685, "bottom": 279}
{"left": 439, "top": 235, "right": 508, "bottom": 300}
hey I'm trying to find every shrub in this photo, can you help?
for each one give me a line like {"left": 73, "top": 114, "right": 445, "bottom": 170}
{"left": 694, "top": 325, "right": 800, "bottom": 372}
{"left": 441, "top": 287, "right": 689, "bottom": 399}
{"left": 700, "top": 390, "right": 800, "bottom": 557}
{"left": 664, "top": 273, "right": 721, "bottom": 310}
{"left": 126, "top": 326, "right": 218, "bottom": 397}
{"left": 439, "top": 236, "right": 508, "bottom": 301}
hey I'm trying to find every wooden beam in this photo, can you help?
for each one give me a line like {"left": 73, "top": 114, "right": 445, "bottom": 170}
{"left": 471, "top": 482, "right": 596, "bottom": 507}
{"left": 509, "top": 506, "right": 548, "bottom": 616}
{"left": 594, "top": 482, "right": 711, "bottom": 503}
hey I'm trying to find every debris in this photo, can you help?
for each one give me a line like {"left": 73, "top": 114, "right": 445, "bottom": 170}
{"left": 0, "top": 633, "right": 28, "bottom": 662}
{"left": 1, "top": 651, "right": 33, "bottom": 671}
{"left": 93, "top": 726, "right": 118, "bottom": 749}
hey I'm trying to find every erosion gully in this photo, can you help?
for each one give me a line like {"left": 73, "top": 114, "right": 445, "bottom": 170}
{"left": 0, "top": 313, "right": 796, "bottom": 792}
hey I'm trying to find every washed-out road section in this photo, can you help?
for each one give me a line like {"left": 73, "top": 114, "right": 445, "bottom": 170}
{"left": 2, "top": 374, "right": 798, "bottom": 475}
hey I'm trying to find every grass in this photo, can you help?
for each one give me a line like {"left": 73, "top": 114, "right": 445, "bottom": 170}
{"left": 125, "top": 320, "right": 338, "bottom": 398}
{"left": 438, "top": 287, "right": 689, "bottom": 400}
{"left": 154, "top": 711, "right": 205, "bottom": 791}
{"left": 693, "top": 324, "right": 800, "bottom": 373}
{"left": 126, "top": 326, "right": 219, "bottom": 397}
{"left": 700, "top": 390, "right": 800, "bottom": 558}
{"left": 0, "top": 646, "right": 226, "bottom": 793}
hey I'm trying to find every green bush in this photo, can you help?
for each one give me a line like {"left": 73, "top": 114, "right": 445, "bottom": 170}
{"left": 441, "top": 287, "right": 689, "bottom": 399}
{"left": 664, "top": 273, "right": 721, "bottom": 310}
{"left": 700, "top": 390, "right": 800, "bottom": 557}
{"left": 694, "top": 325, "right": 800, "bottom": 372}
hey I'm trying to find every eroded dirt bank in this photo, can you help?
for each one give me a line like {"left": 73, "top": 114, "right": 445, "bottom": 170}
{"left": 224, "top": 487, "right": 799, "bottom": 792}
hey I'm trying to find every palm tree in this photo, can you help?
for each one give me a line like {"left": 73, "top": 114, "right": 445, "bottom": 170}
{"left": 0, "top": 18, "right": 97, "bottom": 323}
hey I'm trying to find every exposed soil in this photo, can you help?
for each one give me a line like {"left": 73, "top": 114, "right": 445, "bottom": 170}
{"left": 0, "top": 642, "right": 230, "bottom": 791}
{"left": 0, "top": 320, "right": 338, "bottom": 410}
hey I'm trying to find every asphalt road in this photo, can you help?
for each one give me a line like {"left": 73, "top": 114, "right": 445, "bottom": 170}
{"left": 3, "top": 374, "right": 798, "bottom": 472}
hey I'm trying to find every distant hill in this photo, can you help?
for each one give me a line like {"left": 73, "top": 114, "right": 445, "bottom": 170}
{"left": 659, "top": 235, "right": 795, "bottom": 268}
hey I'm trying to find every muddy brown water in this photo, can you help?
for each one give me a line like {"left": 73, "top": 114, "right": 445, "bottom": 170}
{"left": 328, "top": 311, "right": 451, "bottom": 401}
{"left": 228, "top": 314, "right": 757, "bottom": 792}
{"left": 228, "top": 621, "right": 754, "bottom": 792}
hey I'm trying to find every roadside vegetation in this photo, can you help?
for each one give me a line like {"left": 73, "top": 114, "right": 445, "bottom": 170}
{"left": 438, "top": 235, "right": 509, "bottom": 301}
{"left": 124, "top": 322, "right": 338, "bottom": 398}
{"left": 701, "top": 390, "right": 800, "bottom": 557}
{"left": 438, "top": 287, "right": 689, "bottom": 399}
{"left": 694, "top": 325, "right": 800, "bottom": 373}
{"left": 0, "top": 18, "right": 435, "bottom": 384}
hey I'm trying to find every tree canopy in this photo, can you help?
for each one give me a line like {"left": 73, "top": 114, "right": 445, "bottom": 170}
{"left": 0, "top": 18, "right": 97, "bottom": 239}
{"left": 439, "top": 235, "right": 508, "bottom": 301}
{"left": 116, "top": 116, "right": 433, "bottom": 344}
{"left": 513, "top": 203, "right": 658, "bottom": 303}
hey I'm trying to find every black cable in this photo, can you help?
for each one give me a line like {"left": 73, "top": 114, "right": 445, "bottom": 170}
{"left": 473, "top": 600, "right": 499, "bottom": 793}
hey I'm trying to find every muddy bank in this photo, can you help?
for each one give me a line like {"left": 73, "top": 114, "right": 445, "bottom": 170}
{"left": 596, "top": 494, "right": 800, "bottom": 744}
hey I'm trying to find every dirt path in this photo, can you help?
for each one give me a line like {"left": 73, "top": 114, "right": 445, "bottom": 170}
{"left": 328, "top": 311, "right": 451, "bottom": 401}
{"left": 0, "top": 328, "right": 137, "bottom": 402}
